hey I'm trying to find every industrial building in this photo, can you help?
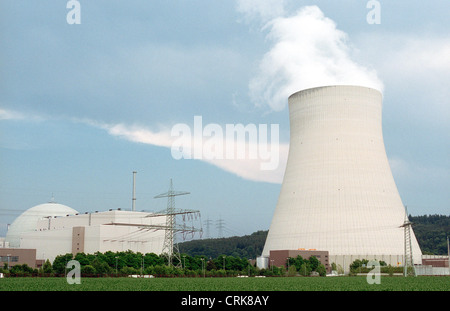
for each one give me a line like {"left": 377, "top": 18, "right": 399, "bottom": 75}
{"left": 3, "top": 201, "right": 166, "bottom": 265}
{"left": 269, "top": 249, "right": 331, "bottom": 273}
{"left": 0, "top": 248, "right": 39, "bottom": 269}
{"left": 260, "top": 85, "right": 423, "bottom": 272}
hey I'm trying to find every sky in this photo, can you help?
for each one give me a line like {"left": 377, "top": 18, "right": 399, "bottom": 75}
{"left": 0, "top": 0, "right": 449, "bottom": 239}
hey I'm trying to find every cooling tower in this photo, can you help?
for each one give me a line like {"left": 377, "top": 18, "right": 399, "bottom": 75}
{"left": 262, "top": 85, "right": 422, "bottom": 267}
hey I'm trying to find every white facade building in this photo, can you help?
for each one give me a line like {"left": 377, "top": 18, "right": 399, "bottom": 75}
{"left": 5, "top": 202, "right": 78, "bottom": 248}
{"left": 6, "top": 202, "right": 166, "bottom": 263}
{"left": 262, "top": 86, "right": 422, "bottom": 268}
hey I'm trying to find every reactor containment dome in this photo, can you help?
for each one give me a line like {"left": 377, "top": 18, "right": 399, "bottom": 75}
{"left": 261, "top": 85, "right": 422, "bottom": 267}
{"left": 5, "top": 202, "right": 79, "bottom": 248}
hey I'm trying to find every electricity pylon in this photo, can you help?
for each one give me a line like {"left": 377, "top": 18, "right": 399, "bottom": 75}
{"left": 216, "top": 218, "right": 225, "bottom": 238}
{"left": 204, "top": 217, "right": 213, "bottom": 239}
{"left": 400, "top": 206, "right": 416, "bottom": 277}
{"left": 153, "top": 179, "right": 201, "bottom": 267}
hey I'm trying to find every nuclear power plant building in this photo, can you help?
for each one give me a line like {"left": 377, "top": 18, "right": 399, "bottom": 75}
{"left": 3, "top": 202, "right": 166, "bottom": 264}
{"left": 260, "top": 85, "right": 422, "bottom": 271}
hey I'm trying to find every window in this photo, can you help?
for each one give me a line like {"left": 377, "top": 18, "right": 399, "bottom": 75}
{"left": 0, "top": 256, "right": 19, "bottom": 262}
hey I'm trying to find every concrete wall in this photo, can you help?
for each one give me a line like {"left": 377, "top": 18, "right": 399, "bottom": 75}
{"left": 20, "top": 226, "right": 73, "bottom": 262}
{"left": 329, "top": 254, "right": 405, "bottom": 274}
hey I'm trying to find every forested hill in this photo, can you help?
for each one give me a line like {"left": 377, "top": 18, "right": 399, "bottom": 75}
{"left": 409, "top": 214, "right": 449, "bottom": 255}
{"left": 179, "top": 230, "right": 267, "bottom": 259}
{"left": 178, "top": 214, "right": 449, "bottom": 259}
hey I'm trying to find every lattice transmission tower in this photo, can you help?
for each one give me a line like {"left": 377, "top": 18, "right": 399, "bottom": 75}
{"left": 216, "top": 218, "right": 225, "bottom": 238}
{"left": 152, "top": 179, "right": 202, "bottom": 267}
{"left": 400, "top": 206, "right": 416, "bottom": 277}
{"left": 204, "top": 217, "right": 213, "bottom": 239}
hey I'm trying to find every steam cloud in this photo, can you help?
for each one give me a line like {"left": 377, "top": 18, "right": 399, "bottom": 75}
{"left": 242, "top": 4, "right": 384, "bottom": 111}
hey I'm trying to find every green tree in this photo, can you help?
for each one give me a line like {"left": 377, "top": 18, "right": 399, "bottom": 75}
{"left": 316, "top": 264, "right": 327, "bottom": 277}
{"left": 81, "top": 265, "right": 96, "bottom": 275}
{"left": 43, "top": 259, "right": 53, "bottom": 274}
{"left": 120, "top": 266, "right": 137, "bottom": 275}
{"left": 350, "top": 259, "right": 369, "bottom": 272}
{"left": 206, "top": 259, "right": 217, "bottom": 271}
{"left": 299, "top": 263, "right": 311, "bottom": 276}
{"left": 122, "top": 250, "right": 140, "bottom": 269}
{"left": 287, "top": 257, "right": 296, "bottom": 269}
{"left": 92, "top": 258, "right": 112, "bottom": 276}
{"left": 11, "top": 264, "right": 35, "bottom": 276}
{"left": 152, "top": 265, "right": 168, "bottom": 277}
{"left": 287, "top": 265, "right": 297, "bottom": 277}
{"left": 74, "top": 252, "right": 90, "bottom": 266}
{"left": 309, "top": 256, "right": 320, "bottom": 271}
{"left": 52, "top": 253, "right": 73, "bottom": 275}
{"left": 294, "top": 255, "right": 305, "bottom": 271}
{"left": 144, "top": 253, "right": 165, "bottom": 267}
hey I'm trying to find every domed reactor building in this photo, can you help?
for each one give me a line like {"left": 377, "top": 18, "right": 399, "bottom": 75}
{"left": 5, "top": 202, "right": 78, "bottom": 248}
{"left": 261, "top": 85, "right": 422, "bottom": 271}
{"left": 3, "top": 200, "right": 166, "bottom": 264}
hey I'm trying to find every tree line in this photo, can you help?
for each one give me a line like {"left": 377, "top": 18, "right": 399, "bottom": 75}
{"left": 1, "top": 251, "right": 407, "bottom": 277}
{"left": 286, "top": 255, "right": 327, "bottom": 276}
{"left": 1, "top": 251, "right": 256, "bottom": 277}
{"left": 1, "top": 250, "right": 330, "bottom": 277}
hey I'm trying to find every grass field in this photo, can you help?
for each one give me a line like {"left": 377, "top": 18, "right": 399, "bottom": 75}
{"left": 0, "top": 276, "right": 448, "bottom": 291}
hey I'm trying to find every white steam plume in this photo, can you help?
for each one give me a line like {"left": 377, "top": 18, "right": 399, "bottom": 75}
{"left": 244, "top": 4, "right": 384, "bottom": 111}
{"left": 236, "top": 0, "right": 287, "bottom": 23}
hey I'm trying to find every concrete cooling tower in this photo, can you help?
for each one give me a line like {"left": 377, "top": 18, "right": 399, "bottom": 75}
{"left": 261, "top": 85, "right": 422, "bottom": 269}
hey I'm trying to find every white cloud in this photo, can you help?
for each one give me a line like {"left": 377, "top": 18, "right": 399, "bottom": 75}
{"left": 382, "top": 37, "right": 450, "bottom": 74}
{"left": 0, "top": 108, "right": 47, "bottom": 122}
{"left": 358, "top": 34, "right": 450, "bottom": 85}
{"left": 0, "top": 108, "right": 23, "bottom": 120}
{"left": 355, "top": 33, "right": 450, "bottom": 126}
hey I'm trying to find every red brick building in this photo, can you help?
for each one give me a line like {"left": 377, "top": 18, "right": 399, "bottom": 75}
{"left": 0, "top": 248, "right": 39, "bottom": 268}
{"left": 269, "top": 249, "right": 330, "bottom": 273}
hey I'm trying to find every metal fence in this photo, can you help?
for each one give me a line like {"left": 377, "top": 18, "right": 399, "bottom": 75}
{"left": 415, "top": 265, "right": 449, "bottom": 276}
{"left": 328, "top": 254, "right": 449, "bottom": 276}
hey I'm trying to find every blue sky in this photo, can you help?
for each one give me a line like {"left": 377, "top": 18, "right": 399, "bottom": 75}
{"left": 1, "top": 1, "right": 449, "bottom": 238}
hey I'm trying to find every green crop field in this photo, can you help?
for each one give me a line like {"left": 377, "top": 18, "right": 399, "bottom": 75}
{"left": 0, "top": 276, "right": 448, "bottom": 291}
